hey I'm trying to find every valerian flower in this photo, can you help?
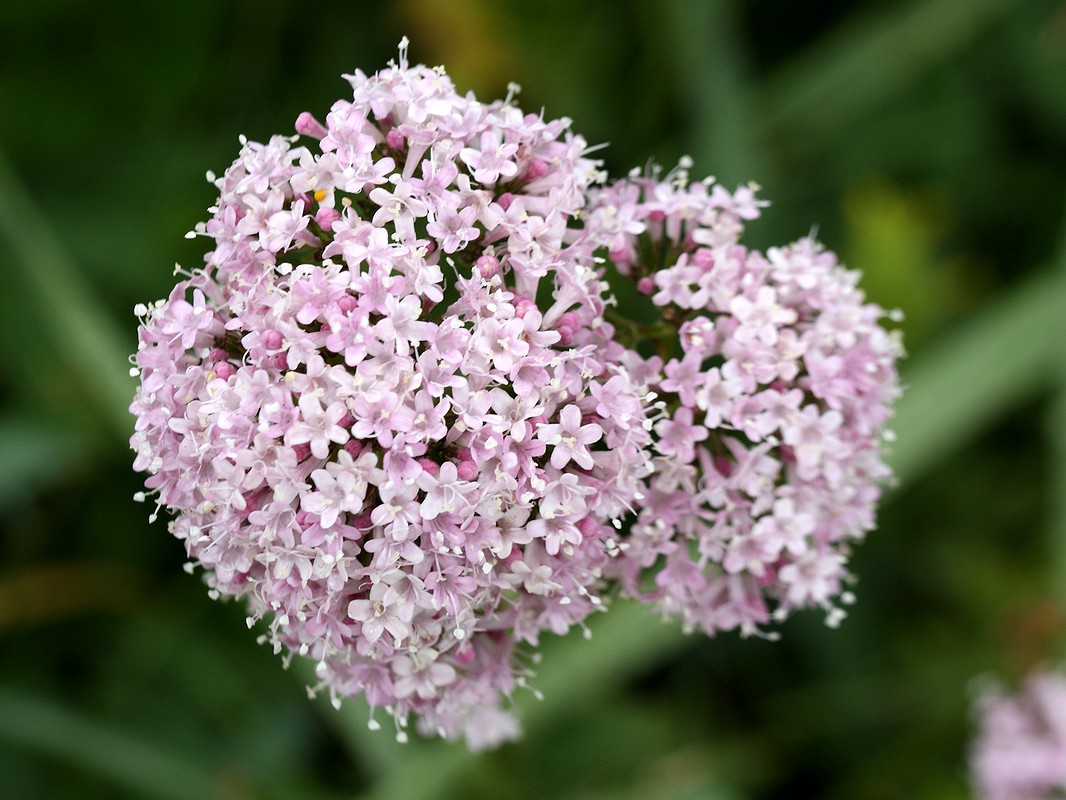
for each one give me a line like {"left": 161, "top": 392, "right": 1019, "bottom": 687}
{"left": 582, "top": 162, "right": 902, "bottom": 638}
{"left": 130, "top": 39, "right": 652, "bottom": 749}
{"left": 970, "top": 669, "right": 1066, "bottom": 800}
{"left": 131, "top": 41, "right": 900, "bottom": 749}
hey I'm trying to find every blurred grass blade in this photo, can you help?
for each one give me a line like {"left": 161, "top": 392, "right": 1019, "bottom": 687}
{"left": 0, "top": 689, "right": 226, "bottom": 800}
{"left": 889, "top": 267, "right": 1066, "bottom": 487}
{"left": 0, "top": 562, "right": 146, "bottom": 632}
{"left": 353, "top": 600, "right": 687, "bottom": 800}
{"left": 755, "top": 0, "right": 1022, "bottom": 144}
{"left": 300, "top": 676, "right": 407, "bottom": 780}
{"left": 518, "top": 599, "right": 686, "bottom": 733}
{"left": 1050, "top": 222, "right": 1066, "bottom": 603}
{"left": 663, "top": 0, "right": 761, "bottom": 186}
{"left": 0, "top": 147, "right": 134, "bottom": 439}
{"left": 1050, "top": 381, "right": 1066, "bottom": 605}
{"left": 0, "top": 417, "right": 88, "bottom": 512}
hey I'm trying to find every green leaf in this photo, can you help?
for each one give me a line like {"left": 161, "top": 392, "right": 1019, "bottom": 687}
{"left": 0, "top": 147, "right": 134, "bottom": 440}
{"left": 0, "top": 416, "right": 89, "bottom": 511}
{"left": 662, "top": 0, "right": 763, "bottom": 187}
{"left": 755, "top": 0, "right": 1024, "bottom": 146}
{"left": 331, "top": 600, "right": 689, "bottom": 800}
{"left": 1049, "top": 379, "right": 1066, "bottom": 632}
{"left": 518, "top": 599, "right": 687, "bottom": 734}
{"left": 889, "top": 266, "right": 1066, "bottom": 488}
{"left": 0, "top": 562, "right": 146, "bottom": 632}
{"left": 0, "top": 689, "right": 226, "bottom": 800}
{"left": 840, "top": 180, "right": 969, "bottom": 347}
{"left": 1047, "top": 236, "right": 1066, "bottom": 606}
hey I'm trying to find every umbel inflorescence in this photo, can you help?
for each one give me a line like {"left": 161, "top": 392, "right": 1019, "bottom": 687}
{"left": 129, "top": 40, "right": 901, "bottom": 749}
{"left": 970, "top": 669, "right": 1066, "bottom": 799}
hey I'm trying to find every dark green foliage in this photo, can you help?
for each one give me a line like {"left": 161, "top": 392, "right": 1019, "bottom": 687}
{"left": 1, "top": 1, "right": 1064, "bottom": 797}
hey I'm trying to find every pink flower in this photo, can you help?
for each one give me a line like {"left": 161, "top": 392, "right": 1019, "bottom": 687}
{"left": 426, "top": 204, "right": 479, "bottom": 253}
{"left": 582, "top": 163, "right": 900, "bottom": 637}
{"left": 131, "top": 44, "right": 897, "bottom": 749}
{"left": 285, "top": 394, "right": 350, "bottom": 460}
{"left": 536, "top": 404, "right": 604, "bottom": 470}
{"left": 460, "top": 130, "right": 519, "bottom": 185}
{"left": 131, "top": 41, "right": 653, "bottom": 749}
{"left": 731, "top": 287, "right": 792, "bottom": 343}
{"left": 417, "top": 461, "right": 472, "bottom": 520}
{"left": 654, "top": 407, "right": 708, "bottom": 464}
{"left": 971, "top": 669, "right": 1066, "bottom": 800}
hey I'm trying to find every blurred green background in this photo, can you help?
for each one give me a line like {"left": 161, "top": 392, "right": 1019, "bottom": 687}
{"left": 1, "top": 1, "right": 1064, "bottom": 798}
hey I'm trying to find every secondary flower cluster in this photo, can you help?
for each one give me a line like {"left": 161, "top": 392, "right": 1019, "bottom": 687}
{"left": 970, "top": 669, "right": 1066, "bottom": 800}
{"left": 582, "top": 168, "right": 901, "bottom": 636}
{"left": 130, "top": 42, "right": 900, "bottom": 748}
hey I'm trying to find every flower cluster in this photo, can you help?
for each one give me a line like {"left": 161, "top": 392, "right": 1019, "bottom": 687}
{"left": 583, "top": 165, "right": 902, "bottom": 636}
{"left": 970, "top": 669, "right": 1066, "bottom": 800}
{"left": 130, "top": 43, "right": 900, "bottom": 748}
{"left": 130, "top": 41, "right": 652, "bottom": 748}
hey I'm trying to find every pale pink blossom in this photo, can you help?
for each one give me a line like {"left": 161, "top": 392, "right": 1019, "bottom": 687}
{"left": 131, "top": 43, "right": 653, "bottom": 749}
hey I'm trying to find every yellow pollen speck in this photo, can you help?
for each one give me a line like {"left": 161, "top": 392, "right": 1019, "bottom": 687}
{"left": 313, "top": 189, "right": 328, "bottom": 203}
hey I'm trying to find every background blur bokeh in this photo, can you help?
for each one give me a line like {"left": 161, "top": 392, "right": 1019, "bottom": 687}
{"left": 1, "top": 1, "right": 1065, "bottom": 798}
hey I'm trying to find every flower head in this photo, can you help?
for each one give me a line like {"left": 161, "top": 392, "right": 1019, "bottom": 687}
{"left": 131, "top": 44, "right": 900, "bottom": 749}
{"left": 130, "top": 42, "right": 652, "bottom": 746}
{"left": 582, "top": 164, "right": 901, "bottom": 637}
{"left": 970, "top": 669, "right": 1066, "bottom": 800}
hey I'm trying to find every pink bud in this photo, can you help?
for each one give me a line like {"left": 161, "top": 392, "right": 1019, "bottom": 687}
{"left": 476, "top": 254, "right": 501, "bottom": 278}
{"left": 693, "top": 248, "right": 714, "bottom": 270}
{"left": 521, "top": 158, "right": 548, "bottom": 181}
{"left": 315, "top": 207, "right": 341, "bottom": 229}
{"left": 512, "top": 293, "right": 535, "bottom": 318}
{"left": 385, "top": 129, "right": 405, "bottom": 150}
{"left": 636, "top": 277, "right": 655, "bottom": 296}
{"left": 500, "top": 549, "right": 521, "bottom": 568}
{"left": 240, "top": 489, "right": 266, "bottom": 518}
{"left": 576, "top": 516, "right": 600, "bottom": 537}
{"left": 456, "top": 459, "right": 477, "bottom": 481}
{"left": 758, "top": 564, "right": 781, "bottom": 586}
{"left": 295, "top": 112, "right": 328, "bottom": 139}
